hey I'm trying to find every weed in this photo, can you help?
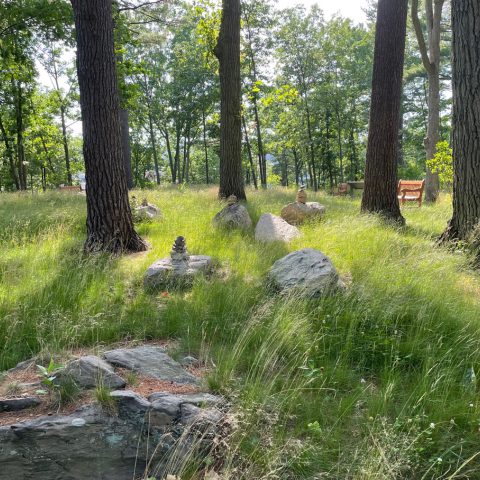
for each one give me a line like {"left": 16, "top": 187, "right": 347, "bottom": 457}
{"left": 93, "top": 383, "right": 117, "bottom": 415}
{"left": 125, "top": 371, "right": 139, "bottom": 387}
{"left": 4, "top": 382, "right": 22, "bottom": 395}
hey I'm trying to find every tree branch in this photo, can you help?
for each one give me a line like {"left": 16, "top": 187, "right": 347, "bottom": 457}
{"left": 411, "top": 0, "right": 433, "bottom": 74}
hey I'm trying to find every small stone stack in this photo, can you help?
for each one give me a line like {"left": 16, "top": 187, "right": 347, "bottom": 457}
{"left": 144, "top": 236, "right": 212, "bottom": 288}
{"left": 212, "top": 195, "right": 252, "bottom": 229}
{"left": 280, "top": 187, "right": 326, "bottom": 225}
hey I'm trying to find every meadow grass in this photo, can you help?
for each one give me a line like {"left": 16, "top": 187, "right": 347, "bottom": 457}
{"left": 1, "top": 186, "right": 480, "bottom": 479}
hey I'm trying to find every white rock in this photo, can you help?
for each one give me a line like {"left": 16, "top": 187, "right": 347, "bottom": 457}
{"left": 254, "top": 213, "right": 303, "bottom": 242}
{"left": 269, "top": 248, "right": 345, "bottom": 297}
{"left": 281, "top": 201, "right": 326, "bottom": 225}
{"left": 136, "top": 203, "right": 162, "bottom": 219}
{"left": 213, "top": 203, "right": 252, "bottom": 229}
{"left": 144, "top": 255, "right": 212, "bottom": 288}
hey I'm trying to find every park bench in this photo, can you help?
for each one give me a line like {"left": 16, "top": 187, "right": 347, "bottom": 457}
{"left": 398, "top": 179, "right": 425, "bottom": 207}
{"left": 332, "top": 183, "right": 348, "bottom": 197}
{"left": 60, "top": 186, "right": 82, "bottom": 193}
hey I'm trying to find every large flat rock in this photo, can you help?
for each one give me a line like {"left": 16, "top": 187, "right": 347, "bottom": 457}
{"left": 54, "top": 355, "right": 126, "bottom": 389}
{"left": 0, "top": 397, "right": 41, "bottom": 412}
{"left": 104, "top": 346, "right": 199, "bottom": 385}
{"left": 144, "top": 255, "right": 212, "bottom": 288}
{"left": 281, "top": 201, "right": 326, "bottom": 225}
{"left": 0, "top": 391, "right": 222, "bottom": 480}
{"left": 269, "top": 248, "right": 345, "bottom": 297}
{"left": 255, "top": 213, "right": 303, "bottom": 242}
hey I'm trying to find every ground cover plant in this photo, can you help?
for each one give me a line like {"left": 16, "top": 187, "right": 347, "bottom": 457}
{"left": 1, "top": 187, "right": 480, "bottom": 479}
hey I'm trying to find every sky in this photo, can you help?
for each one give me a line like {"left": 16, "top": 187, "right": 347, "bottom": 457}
{"left": 275, "top": 0, "right": 368, "bottom": 24}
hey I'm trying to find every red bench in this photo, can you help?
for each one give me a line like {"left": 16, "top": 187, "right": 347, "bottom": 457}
{"left": 332, "top": 183, "right": 348, "bottom": 197}
{"left": 398, "top": 180, "right": 425, "bottom": 207}
{"left": 60, "top": 186, "right": 82, "bottom": 192}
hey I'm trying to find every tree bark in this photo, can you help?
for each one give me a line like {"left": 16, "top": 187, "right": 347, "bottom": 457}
{"left": 120, "top": 107, "right": 134, "bottom": 189}
{"left": 213, "top": 0, "right": 246, "bottom": 200}
{"left": 412, "top": 0, "right": 444, "bottom": 202}
{"left": 439, "top": 0, "right": 480, "bottom": 245}
{"left": 147, "top": 109, "right": 160, "bottom": 185}
{"left": 203, "top": 108, "right": 209, "bottom": 184}
{"left": 70, "top": 0, "right": 147, "bottom": 253}
{"left": 60, "top": 105, "right": 72, "bottom": 185}
{"left": 361, "top": 0, "right": 408, "bottom": 224}
{"left": 242, "top": 115, "right": 258, "bottom": 190}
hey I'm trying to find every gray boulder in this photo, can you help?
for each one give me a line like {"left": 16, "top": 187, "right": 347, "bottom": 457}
{"left": 0, "top": 394, "right": 222, "bottom": 480}
{"left": 0, "top": 397, "right": 41, "bottom": 412}
{"left": 255, "top": 213, "right": 303, "bottom": 242}
{"left": 135, "top": 203, "right": 162, "bottom": 220}
{"left": 54, "top": 355, "right": 126, "bottom": 389}
{"left": 269, "top": 248, "right": 345, "bottom": 297}
{"left": 6, "top": 358, "right": 35, "bottom": 374}
{"left": 281, "top": 201, "right": 326, "bottom": 225}
{"left": 104, "top": 346, "right": 199, "bottom": 385}
{"left": 144, "top": 255, "right": 212, "bottom": 289}
{"left": 213, "top": 203, "right": 252, "bottom": 229}
{"left": 181, "top": 403, "right": 223, "bottom": 428}
{"left": 179, "top": 355, "right": 198, "bottom": 365}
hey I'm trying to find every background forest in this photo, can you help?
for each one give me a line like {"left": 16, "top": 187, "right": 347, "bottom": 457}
{"left": 0, "top": 0, "right": 452, "bottom": 192}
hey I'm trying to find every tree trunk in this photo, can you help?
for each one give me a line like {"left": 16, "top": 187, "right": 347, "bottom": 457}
{"left": 60, "top": 105, "right": 72, "bottom": 185}
{"left": 213, "top": 0, "right": 246, "bottom": 200}
{"left": 292, "top": 147, "right": 300, "bottom": 186}
{"left": 162, "top": 127, "right": 175, "bottom": 182}
{"left": 361, "top": 0, "right": 407, "bottom": 224}
{"left": 253, "top": 96, "right": 266, "bottom": 187}
{"left": 335, "top": 106, "right": 344, "bottom": 183}
{"left": 70, "top": 0, "right": 147, "bottom": 253}
{"left": 203, "top": 108, "right": 209, "bottom": 184}
{"left": 412, "top": 0, "right": 444, "bottom": 201}
{"left": 120, "top": 107, "right": 134, "bottom": 189}
{"left": 147, "top": 110, "right": 160, "bottom": 185}
{"left": 439, "top": 0, "right": 480, "bottom": 245}
{"left": 242, "top": 115, "right": 258, "bottom": 189}
{"left": 397, "top": 96, "right": 404, "bottom": 166}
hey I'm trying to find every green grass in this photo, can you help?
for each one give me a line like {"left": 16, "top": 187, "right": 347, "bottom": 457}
{"left": 1, "top": 187, "right": 480, "bottom": 478}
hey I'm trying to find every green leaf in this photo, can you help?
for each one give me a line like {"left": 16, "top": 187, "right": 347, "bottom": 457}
{"left": 37, "top": 365, "right": 48, "bottom": 375}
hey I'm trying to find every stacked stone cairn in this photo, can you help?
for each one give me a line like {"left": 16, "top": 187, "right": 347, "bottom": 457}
{"left": 144, "top": 236, "right": 212, "bottom": 288}
{"left": 212, "top": 195, "right": 252, "bottom": 229}
{"left": 280, "top": 186, "right": 326, "bottom": 225}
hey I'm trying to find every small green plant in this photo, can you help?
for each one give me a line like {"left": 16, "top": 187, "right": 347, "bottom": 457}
{"left": 36, "top": 359, "right": 64, "bottom": 394}
{"left": 55, "top": 377, "right": 80, "bottom": 406}
{"left": 307, "top": 421, "right": 323, "bottom": 437}
{"left": 299, "top": 359, "right": 321, "bottom": 378}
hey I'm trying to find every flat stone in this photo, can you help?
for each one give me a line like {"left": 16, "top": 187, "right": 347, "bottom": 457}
{"left": 269, "top": 248, "right": 345, "bottom": 297}
{"left": 55, "top": 355, "right": 126, "bottom": 389}
{"left": 104, "top": 346, "right": 199, "bottom": 385}
{"left": 148, "top": 394, "right": 184, "bottom": 426}
{"left": 179, "top": 355, "right": 197, "bottom": 365}
{"left": 6, "top": 358, "right": 35, "bottom": 374}
{"left": 213, "top": 203, "right": 252, "bottom": 229}
{"left": 254, "top": 213, "right": 303, "bottom": 242}
{"left": 136, "top": 203, "right": 162, "bottom": 219}
{"left": 176, "top": 393, "right": 223, "bottom": 407}
{"left": 0, "top": 397, "right": 41, "bottom": 412}
{"left": 110, "top": 390, "right": 151, "bottom": 418}
{"left": 144, "top": 255, "right": 212, "bottom": 289}
{"left": 281, "top": 201, "right": 326, "bottom": 225}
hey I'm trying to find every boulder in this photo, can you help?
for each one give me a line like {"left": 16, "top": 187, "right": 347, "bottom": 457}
{"left": 254, "top": 213, "right": 303, "bottom": 242}
{"left": 104, "top": 346, "right": 199, "bottom": 385}
{"left": 135, "top": 203, "right": 162, "bottom": 220}
{"left": 181, "top": 403, "right": 223, "bottom": 428}
{"left": 0, "top": 394, "right": 222, "bottom": 480}
{"left": 54, "top": 355, "right": 126, "bottom": 389}
{"left": 144, "top": 255, "right": 212, "bottom": 288}
{"left": 269, "top": 248, "right": 345, "bottom": 297}
{"left": 0, "top": 397, "right": 41, "bottom": 412}
{"left": 281, "top": 201, "right": 326, "bottom": 225}
{"left": 213, "top": 203, "right": 252, "bottom": 229}
{"left": 6, "top": 358, "right": 35, "bottom": 374}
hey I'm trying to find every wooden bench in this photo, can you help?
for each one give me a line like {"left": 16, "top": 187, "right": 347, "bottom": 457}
{"left": 398, "top": 179, "right": 425, "bottom": 207}
{"left": 60, "top": 186, "right": 82, "bottom": 192}
{"left": 332, "top": 183, "right": 348, "bottom": 197}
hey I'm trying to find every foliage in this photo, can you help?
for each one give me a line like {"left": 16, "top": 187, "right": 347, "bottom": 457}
{"left": 36, "top": 359, "right": 64, "bottom": 394}
{"left": 427, "top": 141, "right": 453, "bottom": 187}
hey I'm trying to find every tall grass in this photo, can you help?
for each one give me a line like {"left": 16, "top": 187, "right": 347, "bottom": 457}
{"left": 1, "top": 187, "right": 480, "bottom": 478}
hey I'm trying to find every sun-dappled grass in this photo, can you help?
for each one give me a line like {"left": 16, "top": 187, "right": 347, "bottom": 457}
{"left": 1, "top": 186, "right": 480, "bottom": 478}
